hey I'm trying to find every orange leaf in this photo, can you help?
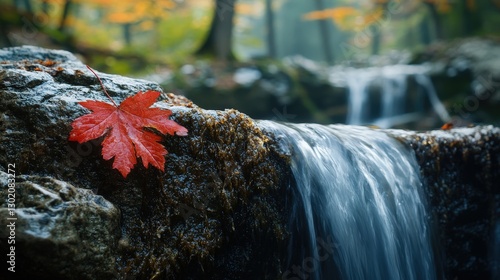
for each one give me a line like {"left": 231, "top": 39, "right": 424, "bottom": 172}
{"left": 303, "top": 7, "right": 359, "bottom": 21}
{"left": 441, "top": 122, "right": 454, "bottom": 130}
{"left": 69, "top": 90, "right": 188, "bottom": 178}
{"left": 304, "top": 7, "right": 365, "bottom": 30}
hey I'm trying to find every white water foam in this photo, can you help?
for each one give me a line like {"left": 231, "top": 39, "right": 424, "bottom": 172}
{"left": 260, "top": 121, "right": 438, "bottom": 280}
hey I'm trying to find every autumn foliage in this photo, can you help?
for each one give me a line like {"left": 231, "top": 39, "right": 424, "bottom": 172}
{"left": 69, "top": 66, "right": 187, "bottom": 178}
{"left": 303, "top": 6, "right": 383, "bottom": 31}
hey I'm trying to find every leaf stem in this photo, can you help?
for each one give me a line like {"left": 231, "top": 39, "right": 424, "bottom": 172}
{"left": 86, "top": 65, "right": 117, "bottom": 107}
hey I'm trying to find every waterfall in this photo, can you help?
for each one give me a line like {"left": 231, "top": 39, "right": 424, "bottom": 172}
{"left": 259, "top": 121, "right": 438, "bottom": 280}
{"left": 344, "top": 69, "right": 373, "bottom": 125}
{"left": 414, "top": 74, "right": 451, "bottom": 123}
{"left": 334, "top": 65, "right": 449, "bottom": 128}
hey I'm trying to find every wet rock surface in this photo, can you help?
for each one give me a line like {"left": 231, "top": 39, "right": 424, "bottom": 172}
{"left": 0, "top": 171, "right": 120, "bottom": 279}
{"left": 0, "top": 46, "right": 290, "bottom": 279}
{"left": 390, "top": 126, "right": 500, "bottom": 280}
{"left": 0, "top": 46, "right": 498, "bottom": 279}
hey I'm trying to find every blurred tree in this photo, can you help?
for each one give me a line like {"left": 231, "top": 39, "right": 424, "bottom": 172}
{"left": 419, "top": 13, "right": 432, "bottom": 45}
{"left": 304, "top": 5, "right": 383, "bottom": 56}
{"left": 41, "top": 0, "right": 49, "bottom": 14}
{"left": 265, "top": 0, "right": 276, "bottom": 58}
{"left": 492, "top": 0, "right": 500, "bottom": 10}
{"left": 23, "top": 0, "right": 33, "bottom": 13}
{"left": 277, "top": 0, "right": 339, "bottom": 62}
{"left": 304, "top": 0, "right": 496, "bottom": 58}
{"left": 11, "top": 0, "right": 32, "bottom": 13}
{"left": 59, "top": 0, "right": 73, "bottom": 32}
{"left": 370, "top": 3, "right": 386, "bottom": 55}
{"left": 24, "top": 0, "right": 174, "bottom": 46}
{"left": 423, "top": 1, "right": 443, "bottom": 40}
{"left": 461, "top": 0, "right": 482, "bottom": 36}
{"left": 196, "top": 0, "right": 236, "bottom": 62}
{"left": 102, "top": 0, "right": 176, "bottom": 46}
{"left": 313, "top": 0, "right": 334, "bottom": 63}
{"left": 422, "top": 0, "right": 487, "bottom": 39}
{"left": 0, "top": 3, "right": 19, "bottom": 47}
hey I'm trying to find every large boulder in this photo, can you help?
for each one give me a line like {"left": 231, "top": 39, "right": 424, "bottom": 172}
{"left": 0, "top": 46, "right": 290, "bottom": 279}
{"left": 390, "top": 126, "right": 500, "bottom": 279}
{"left": 0, "top": 172, "right": 120, "bottom": 279}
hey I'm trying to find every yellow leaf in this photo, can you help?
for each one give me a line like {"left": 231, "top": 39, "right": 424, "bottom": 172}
{"left": 304, "top": 6, "right": 386, "bottom": 31}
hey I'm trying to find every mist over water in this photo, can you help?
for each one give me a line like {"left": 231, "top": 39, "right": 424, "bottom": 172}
{"left": 260, "top": 121, "right": 438, "bottom": 280}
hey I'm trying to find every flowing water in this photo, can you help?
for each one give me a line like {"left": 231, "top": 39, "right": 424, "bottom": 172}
{"left": 332, "top": 65, "right": 450, "bottom": 128}
{"left": 259, "top": 121, "right": 438, "bottom": 280}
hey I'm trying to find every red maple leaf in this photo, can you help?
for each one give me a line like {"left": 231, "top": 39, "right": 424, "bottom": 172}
{"left": 69, "top": 66, "right": 188, "bottom": 178}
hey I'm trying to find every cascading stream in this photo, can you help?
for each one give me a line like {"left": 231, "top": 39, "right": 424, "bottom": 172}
{"left": 335, "top": 65, "right": 450, "bottom": 128}
{"left": 259, "top": 121, "right": 438, "bottom": 280}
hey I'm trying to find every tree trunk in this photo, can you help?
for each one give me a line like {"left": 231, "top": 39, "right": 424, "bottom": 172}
{"left": 23, "top": 0, "right": 33, "bottom": 13}
{"left": 424, "top": 3, "right": 443, "bottom": 40}
{"left": 371, "top": 32, "right": 381, "bottom": 55}
{"left": 370, "top": 2, "right": 390, "bottom": 55}
{"left": 419, "top": 15, "right": 431, "bottom": 45}
{"left": 195, "top": 0, "right": 236, "bottom": 62}
{"left": 58, "top": 0, "right": 72, "bottom": 32}
{"left": 313, "top": 0, "right": 333, "bottom": 64}
{"left": 0, "top": 20, "right": 12, "bottom": 47}
{"left": 123, "top": 23, "right": 132, "bottom": 46}
{"left": 42, "top": 0, "right": 49, "bottom": 14}
{"left": 11, "top": 0, "right": 20, "bottom": 10}
{"left": 491, "top": 0, "right": 500, "bottom": 12}
{"left": 265, "top": 0, "right": 276, "bottom": 58}
{"left": 462, "top": 0, "right": 482, "bottom": 36}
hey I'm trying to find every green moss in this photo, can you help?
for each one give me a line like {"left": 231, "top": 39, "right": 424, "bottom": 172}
{"left": 114, "top": 108, "right": 290, "bottom": 278}
{"left": 391, "top": 126, "right": 500, "bottom": 279}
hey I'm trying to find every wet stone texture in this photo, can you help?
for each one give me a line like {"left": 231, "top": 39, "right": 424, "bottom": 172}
{"left": 0, "top": 46, "right": 290, "bottom": 279}
{"left": 390, "top": 126, "right": 500, "bottom": 280}
{"left": 0, "top": 171, "right": 120, "bottom": 279}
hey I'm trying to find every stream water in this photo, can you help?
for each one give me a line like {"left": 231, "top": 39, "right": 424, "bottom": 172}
{"left": 260, "top": 121, "right": 438, "bottom": 280}
{"left": 332, "top": 65, "right": 450, "bottom": 128}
